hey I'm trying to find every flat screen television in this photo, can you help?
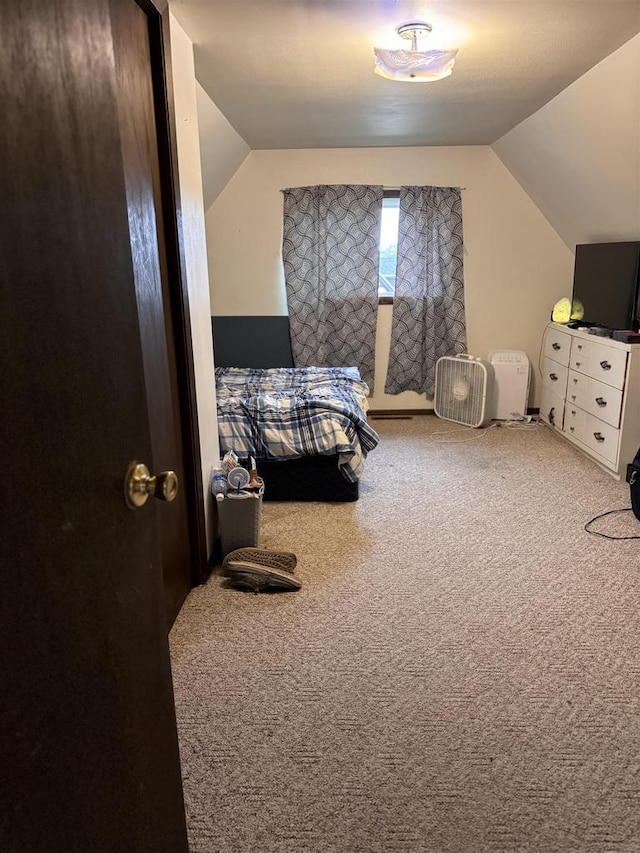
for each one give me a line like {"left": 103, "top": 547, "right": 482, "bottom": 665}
{"left": 571, "top": 241, "right": 640, "bottom": 331}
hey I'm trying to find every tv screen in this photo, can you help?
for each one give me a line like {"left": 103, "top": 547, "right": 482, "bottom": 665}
{"left": 571, "top": 241, "right": 640, "bottom": 331}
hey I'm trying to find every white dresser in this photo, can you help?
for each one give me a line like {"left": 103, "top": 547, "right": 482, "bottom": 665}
{"left": 540, "top": 323, "right": 640, "bottom": 479}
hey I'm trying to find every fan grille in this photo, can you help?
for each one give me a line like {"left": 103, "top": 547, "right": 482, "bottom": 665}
{"left": 434, "top": 357, "right": 489, "bottom": 428}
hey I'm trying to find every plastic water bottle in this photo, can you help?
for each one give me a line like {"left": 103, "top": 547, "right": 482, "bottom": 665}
{"left": 211, "top": 469, "right": 228, "bottom": 502}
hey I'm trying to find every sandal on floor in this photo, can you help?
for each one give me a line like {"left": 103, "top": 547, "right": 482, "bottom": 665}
{"left": 222, "top": 547, "right": 297, "bottom": 575}
{"left": 224, "top": 562, "right": 302, "bottom": 593}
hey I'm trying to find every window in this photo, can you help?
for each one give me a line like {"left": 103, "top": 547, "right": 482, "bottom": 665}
{"left": 379, "top": 193, "right": 399, "bottom": 303}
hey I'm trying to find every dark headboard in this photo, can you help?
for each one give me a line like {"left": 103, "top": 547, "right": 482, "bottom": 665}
{"left": 211, "top": 316, "right": 294, "bottom": 368}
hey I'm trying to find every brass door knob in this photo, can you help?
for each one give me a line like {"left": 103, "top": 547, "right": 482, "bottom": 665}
{"left": 125, "top": 461, "right": 179, "bottom": 509}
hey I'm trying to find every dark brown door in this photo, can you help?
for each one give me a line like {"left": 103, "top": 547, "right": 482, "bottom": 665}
{"left": 0, "top": 1, "right": 189, "bottom": 851}
{"left": 111, "top": 0, "right": 193, "bottom": 627}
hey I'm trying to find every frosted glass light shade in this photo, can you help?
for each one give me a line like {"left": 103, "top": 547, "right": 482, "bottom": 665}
{"left": 374, "top": 47, "right": 458, "bottom": 82}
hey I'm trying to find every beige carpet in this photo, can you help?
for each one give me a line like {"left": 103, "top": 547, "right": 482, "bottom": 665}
{"left": 169, "top": 418, "right": 640, "bottom": 853}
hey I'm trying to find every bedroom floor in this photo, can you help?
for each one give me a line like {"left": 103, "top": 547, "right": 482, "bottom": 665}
{"left": 169, "top": 417, "right": 640, "bottom": 853}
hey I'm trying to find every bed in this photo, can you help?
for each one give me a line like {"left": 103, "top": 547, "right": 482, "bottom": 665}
{"left": 215, "top": 365, "right": 379, "bottom": 501}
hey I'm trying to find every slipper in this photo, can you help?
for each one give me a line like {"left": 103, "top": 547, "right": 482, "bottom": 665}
{"left": 222, "top": 547, "right": 297, "bottom": 575}
{"left": 224, "top": 562, "right": 302, "bottom": 593}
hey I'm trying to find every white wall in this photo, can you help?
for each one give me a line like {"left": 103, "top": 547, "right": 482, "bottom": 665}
{"left": 206, "top": 147, "right": 573, "bottom": 409}
{"left": 169, "top": 15, "right": 219, "bottom": 551}
{"left": 493, "top": 34, "right": 640, "bottom": 250}
{"left": 196, "top": 81, "right": 250, "bottom": 212}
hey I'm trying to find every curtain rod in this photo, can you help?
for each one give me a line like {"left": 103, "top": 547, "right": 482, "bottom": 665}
{"left": 384, "top": 186, "right": 466, "bottom": 191}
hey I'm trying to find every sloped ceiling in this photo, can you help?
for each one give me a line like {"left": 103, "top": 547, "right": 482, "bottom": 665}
{"left": 493, "top": 35, "right": 640, "bottom": 249}
{"left": 195, "top": 81, "right": 249, "bottom": 210}
{"left": 170, "top": 0, "right": 640, "bottom": 148}
{"left": 178, "top": 1, "right": 639, "bottom": 240}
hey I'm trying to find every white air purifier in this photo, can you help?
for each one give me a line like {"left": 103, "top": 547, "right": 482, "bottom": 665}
{"left": 434, "top": 354, "right": 495, "bottom": 428}
{"left": 488, "top": 351, "right": 530, "bottom": 420}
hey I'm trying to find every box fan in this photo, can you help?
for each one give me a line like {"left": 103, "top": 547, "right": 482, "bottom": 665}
{"left": 434, "top": 354, "right": 494, "bottom": 428}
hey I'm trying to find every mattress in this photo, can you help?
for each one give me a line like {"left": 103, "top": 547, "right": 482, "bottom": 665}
{"left": 215, "top": 366, "right": 378, "bottom": 500}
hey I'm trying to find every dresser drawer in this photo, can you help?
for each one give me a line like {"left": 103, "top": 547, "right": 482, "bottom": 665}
{"left": 569, "top": 337, "right": 628, "bottom": 389}
{"left": 563, "top": 402, "right": 585, "bottom": 440}
{"left": 566, "top": 371, "right": 623, "bottom": 428}
{"left": 542, "top": 357, "right": 568, "bottom": 395}
{"left": 580, "top": 411, "right": 620, "bottom": 466}
{"left": 543, "top": 326, "right": 571, "bottom": 366}
{"left": 564, "top": 404, "right": 619, "bottom": 466}
{"left": 540, "top": 385, "right": 565, "bottom": 429}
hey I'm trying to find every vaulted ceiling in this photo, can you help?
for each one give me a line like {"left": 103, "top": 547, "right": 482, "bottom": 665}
{"left": 170, "top": 0, "right": 640, "bottom": 149}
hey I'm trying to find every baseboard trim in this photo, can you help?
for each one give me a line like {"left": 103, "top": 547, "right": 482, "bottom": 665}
{"left": 369, "top": 407, "right": 540, "bottom": 419}
{"left": 369, "top": 409, "right": 435, "bottom": 418}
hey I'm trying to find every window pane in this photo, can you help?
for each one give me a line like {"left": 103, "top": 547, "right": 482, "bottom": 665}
{"left": 379, "top": 198, "right": 399, "bottom": 299}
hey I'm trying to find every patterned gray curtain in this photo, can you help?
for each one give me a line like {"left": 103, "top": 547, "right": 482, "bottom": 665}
{"left": 282, "top": 185, "right": 383, "bottom": 390}
{"left": 384, "top": 186, "right": 467, "bottom": 399}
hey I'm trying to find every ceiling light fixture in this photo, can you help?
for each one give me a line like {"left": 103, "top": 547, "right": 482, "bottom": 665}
{"left": 374, "top": 22, "right": 458, "bottom": 82}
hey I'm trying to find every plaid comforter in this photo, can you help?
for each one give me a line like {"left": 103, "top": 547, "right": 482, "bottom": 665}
{"left": 215, "top": 366, "right": 379, "bottom": 482}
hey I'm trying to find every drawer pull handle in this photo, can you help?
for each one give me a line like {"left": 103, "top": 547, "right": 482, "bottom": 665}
{"left": 600, "top": 360, "right": 611, "bottom": 370}
{"left": 571, "top": 410, "right": 576, "bottom": 415}
{"left": 550, "top": 373, "right": 558, "bottom": 381}
{"left": 575, "top": 361, "right": 581, "bottom": 367}
{"left": 573, "top": 378, "right": 578, "bottom": 384}
{"left": 577, "top": 344, "right": 583, "bottom": 350}
{"left": 595, "top": 397, "right": 607, "bottom": 407}
{"left": 593, "top": 432, "right": 605, "bottom": 443}
{"left": 570, "top": 426, "right": 575, "bottom": 432}
{"left": 552, "top": 342, "right": 561, "bottom": 350}
{"left": 571, "top": 394, "right": 576, "bottom": 400}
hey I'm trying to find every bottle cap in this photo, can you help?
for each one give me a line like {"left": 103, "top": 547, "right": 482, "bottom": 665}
{"left": 227, "top": 466, "right": 250, "bottom": 490}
